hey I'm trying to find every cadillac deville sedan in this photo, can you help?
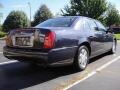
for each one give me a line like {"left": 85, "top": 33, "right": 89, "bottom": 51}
{"left": 3, "top": 16, "right": 117, "bottom": 70}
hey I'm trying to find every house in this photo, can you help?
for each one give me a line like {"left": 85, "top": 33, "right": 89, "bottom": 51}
{"left": 111, "top": 25, "right": 120, "bottom": 34}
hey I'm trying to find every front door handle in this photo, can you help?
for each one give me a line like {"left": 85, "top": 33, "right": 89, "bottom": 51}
{"left": 103, "top": 34, "right": 109, "bottom": 38}
{"left": 89, "top": 36, "right": 94, "bottom": 38}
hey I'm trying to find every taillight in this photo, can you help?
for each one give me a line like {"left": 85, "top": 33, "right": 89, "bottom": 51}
{"left": 5, "top": 35, "right": 12, "bottom": 46}
{"left": 5, "top": 36, "right": 9, "bottom": 45}
{"left": 44, "top": 31, "right": 56, "bottom": 49}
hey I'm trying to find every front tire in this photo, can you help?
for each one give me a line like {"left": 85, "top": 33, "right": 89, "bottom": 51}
{"left": 74, "top": 46, "right": 89, "bottom": 71}
{"left": 109, "top": 40, "right": 116, "bottom": 54}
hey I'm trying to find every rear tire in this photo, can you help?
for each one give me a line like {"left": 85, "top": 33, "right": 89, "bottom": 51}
{"left": 74, "top": 46, "right": 89, "bottom": 71}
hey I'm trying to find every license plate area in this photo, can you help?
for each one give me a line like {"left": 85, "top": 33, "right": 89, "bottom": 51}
{"left": 13, "top": 35, "right": 34, "bottom": 47}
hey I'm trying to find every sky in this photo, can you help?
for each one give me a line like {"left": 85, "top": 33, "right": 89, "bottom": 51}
{"left": 0, "top": 0, "right": 120, "bottom": 24}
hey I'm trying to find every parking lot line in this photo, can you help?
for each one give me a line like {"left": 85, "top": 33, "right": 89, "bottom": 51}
{"left": 0, "top": 60, "right": 17, "bottom": 65}
{"left": 64, "top": 55, "right": 120, "bottom": 90}
{"left": 0, "top": 51, "right": 17, "bottom": 65}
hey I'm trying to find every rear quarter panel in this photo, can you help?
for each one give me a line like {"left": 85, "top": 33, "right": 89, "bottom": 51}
{"left": 54, "top": 29, "right": 78, "bottom": 48}
{"left": 48, "top": 26, "right": 89, "bottom": 64}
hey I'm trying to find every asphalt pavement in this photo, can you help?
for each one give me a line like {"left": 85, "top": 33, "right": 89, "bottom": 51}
{"left": 0, "top": 40, "right": 120, "bottom": 90}
{"left": 68, "top": 59, "right": 120, "bottom": 90}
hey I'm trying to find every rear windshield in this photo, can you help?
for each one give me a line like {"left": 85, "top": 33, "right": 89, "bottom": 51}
{"left": 35, "top": 17, "right": 77, "bottom": 27}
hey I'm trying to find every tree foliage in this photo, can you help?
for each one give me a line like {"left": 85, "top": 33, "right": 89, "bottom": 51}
{"left": 32, "top": 4, "right": 53, "bottom": 26}
{"left": 0, "top": 24, "right": 2, "bottom": 31}
{"left": 106, "top": 4, "right": 120, "bottom": 26}
{"left": 62, "top": 0, "right": 120, "bottom": 26}
{"left": 62, "top": 0, "right": 108, "bottom": 19}
{"left": 3, "top": 11, "right": 29, "bottom": 32}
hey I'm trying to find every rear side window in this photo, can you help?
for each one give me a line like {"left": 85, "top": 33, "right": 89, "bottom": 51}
{"left": 84, "top": 19, "right": 91, "bottom": 30}
{"left": 75, "top": 18, "right": 91, "bottom": 31}
{"left": 88, "top": 19, "right": 97, "bottom": 30}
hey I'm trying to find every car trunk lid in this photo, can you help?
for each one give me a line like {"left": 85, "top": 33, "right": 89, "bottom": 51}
{"left": 6, "top": 28, "right": 55, "bottom": 49}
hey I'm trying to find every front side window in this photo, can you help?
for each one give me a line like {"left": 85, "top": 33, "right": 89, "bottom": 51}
{"left": 35, "top": 17, "right": 77, "bottom": 28}
{"left": 95, "top": 20, "right": 106, "bottom": 31}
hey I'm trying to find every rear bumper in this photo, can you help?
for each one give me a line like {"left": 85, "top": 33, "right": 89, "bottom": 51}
{"left": 3, "top": 46, "right": 48, "bottom": 65}
{"left": 3, "top": 46, "right": 77, "bottom": 66}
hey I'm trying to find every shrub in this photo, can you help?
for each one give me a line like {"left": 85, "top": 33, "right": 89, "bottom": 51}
{"left": 0, "top": 31, "right": 7, "bottom": 38}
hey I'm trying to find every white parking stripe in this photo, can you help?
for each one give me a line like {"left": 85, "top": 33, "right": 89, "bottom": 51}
{"left": 0, "top": 51, "right": 18, "bottom": 65}
{"left": 64, "top": 55, "right": 120, "bottom": 90}
{"left": 0, "top": 60, "right": 17, "bottom": 65}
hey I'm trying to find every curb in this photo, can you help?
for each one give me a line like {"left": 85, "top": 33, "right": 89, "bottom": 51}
{"left": 0, "top": 37, "right": 6, "bottom": 40}
{"left": 117, "top": 40, "right": 120, "bottom": 42}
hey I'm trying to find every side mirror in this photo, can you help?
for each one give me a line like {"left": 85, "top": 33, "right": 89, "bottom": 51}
{"left": 94, "top": 27, "right": 99, "bottom": 31}
{"left": 106, "top": 27, "right": 113, "bottom": 33}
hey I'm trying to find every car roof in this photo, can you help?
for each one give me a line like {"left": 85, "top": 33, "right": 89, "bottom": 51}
{"left": 54, "top": 16, "right": 95, "bottom": 21}
{"left": 56, "top": 16, "right": 90, "bottom": 19}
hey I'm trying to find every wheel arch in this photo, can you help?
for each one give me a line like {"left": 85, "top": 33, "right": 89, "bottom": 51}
{"left": 74, "top": 41, "right": 91, "bottom": 59}
{"left": 78, "top": 42, "right": 91, "bottom": 56}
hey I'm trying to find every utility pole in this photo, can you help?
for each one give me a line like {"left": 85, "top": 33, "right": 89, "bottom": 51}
{"left": 0, "top": 3, "right": 3, "bottom": 25}
{"left": 0, "top": 13, "right": 3, "bottom": 24}
{"left": 28, "top": 2, "right": 31, "bottom": 27}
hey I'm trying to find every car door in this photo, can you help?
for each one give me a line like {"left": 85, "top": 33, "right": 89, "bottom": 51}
{"left": 95, "top": 20, "right": 113, "bottom": 50}
{"left": 86, "top": 19, "right": 105, "bottom": 56}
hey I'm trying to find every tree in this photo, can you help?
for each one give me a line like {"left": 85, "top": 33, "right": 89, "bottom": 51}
{"left": 3, "top": 11, "right": 30, "bottom": 32}
{"left": 61, "top": 0, "right": 108, "bottom": 19}
{"left": 32, "top": 4, "right": 53, "bottom": 26}
{"left": 106, "top": 4, "right": 120, "bottom": 27}
{"left": 0, "top": 24, "right": 2, "bottom": 31}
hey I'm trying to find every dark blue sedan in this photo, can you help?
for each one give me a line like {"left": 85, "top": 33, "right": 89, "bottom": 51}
{"left": 3, "top": 16, "right": 117, "bottom": 70}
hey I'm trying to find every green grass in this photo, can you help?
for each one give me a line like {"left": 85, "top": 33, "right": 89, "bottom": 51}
{"left": 0, "top": 31, "right": 7, "bottom": 38}
{"left": 115, "top": 34, "right": 120, "bottom": 40}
